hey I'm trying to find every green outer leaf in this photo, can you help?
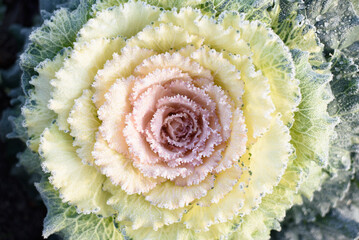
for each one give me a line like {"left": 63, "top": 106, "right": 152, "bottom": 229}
{"left": 280, "top": 50, "right": 359, "bottom": 239}
{"left": 272, "top": 0, "right": 359, "bottom": 238}
{"left": 35, "top": 177, "right": 123, "bottom": 240}
{"left": 329, "top": 52, "right": 359, "bottom": 172}
{"left": 290, "top": 48, "right": 336, "bottom": 183}
{"left": 18, "top": 148, "right": 43, "bottom": 183}
{"left": 94, "top": 0, "right": 205, "bottom": 11}
{"left": 198, "top": 0, "right": 274, "bottom": 21}
{"left": 270, "top": 0, "right": 322, "bottom": 55}
{"left": 273, "top": 180, "right": 359, "bottom": 240}
{"left": 95, "top": 0, "right": 274, "bottom": 21}
{"left": 288, "top": 50, "right": 359, "bottom": 225}
{"left": 20, "top": 0, "right": 94, "bottom": 96}
{"left": 39, "top": 0, "right": 74, "bottom": 14}
{"left": 4, "top": 107, "right": 28, "bottom": 142}
{"left": 270, "top": 0, "right": 337, "bottom": 167}
{"left": 303, "top": 0, "right": 359, "bottom": 52}
{"left": 219, "top": 0, "right": 274, "bottom": 22}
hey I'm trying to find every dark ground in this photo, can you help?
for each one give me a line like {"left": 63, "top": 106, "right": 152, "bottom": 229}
{"left": 0, "top": 0, "right": 47, "bottom": 239}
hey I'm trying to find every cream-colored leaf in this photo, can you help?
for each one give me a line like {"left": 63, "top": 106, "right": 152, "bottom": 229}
{"left": 127, "top": 23, "right": 204, "bottom": 53}
{"left": 22, "top": 48, "right": 70, "bottom": 150}
{"left": 68, "top": 89, "right": 99, "bottom": 165}
{"left": 39, "top": 124, "right": 113, "bottom": 216}
{"left": 78, "top": 1, "right": 161, "bottom": 42}
{"left": 49, "top": 37, "right": 125, "bottom": 131}
{"left": 143, "top": 175, "right": 215, "bottom": 210}
{"left": 104, "top": 179, "right": 187, "bottom": 231}
{"left": 93, "top": 134, "right": 160, "bottom": 194}
{"left": 93, "top": 46, "right": 156, "bottom": 108}
{"left": 225, "top": 53, "right": 275, "bottom": 140}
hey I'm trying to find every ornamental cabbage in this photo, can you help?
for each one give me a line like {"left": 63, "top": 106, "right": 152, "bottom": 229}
{"left": 14, "top": 0, "right": 359, "bottom": 239}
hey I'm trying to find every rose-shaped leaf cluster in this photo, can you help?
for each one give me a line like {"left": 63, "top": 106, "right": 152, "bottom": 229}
{"left": 15, "top": 0, "right": 358, "bottom": 239}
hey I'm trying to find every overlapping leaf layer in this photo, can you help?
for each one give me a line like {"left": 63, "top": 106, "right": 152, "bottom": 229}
{"left": 16, "top": 0, "right": 355, "bottom": 239}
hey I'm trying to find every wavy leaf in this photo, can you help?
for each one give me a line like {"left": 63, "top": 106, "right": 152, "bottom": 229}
{"left": 36, "top": 177, "right": 123, "bottom": 240}
{"left": 20, "top": 0, "right": 94, "bottom": 95}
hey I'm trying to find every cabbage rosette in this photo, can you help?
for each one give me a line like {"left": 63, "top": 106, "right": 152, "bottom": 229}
{"left": 19, "top": 0, "right": 344, "bottom": 239}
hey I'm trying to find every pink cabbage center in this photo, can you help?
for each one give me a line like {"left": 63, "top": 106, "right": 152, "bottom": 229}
{"left": 122, "top": 72, "right": 233, "bottom": 186}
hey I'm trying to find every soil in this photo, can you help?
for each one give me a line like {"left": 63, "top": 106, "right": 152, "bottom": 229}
{"left": 0, "top": 1, "right": 49, "bottom": 240}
